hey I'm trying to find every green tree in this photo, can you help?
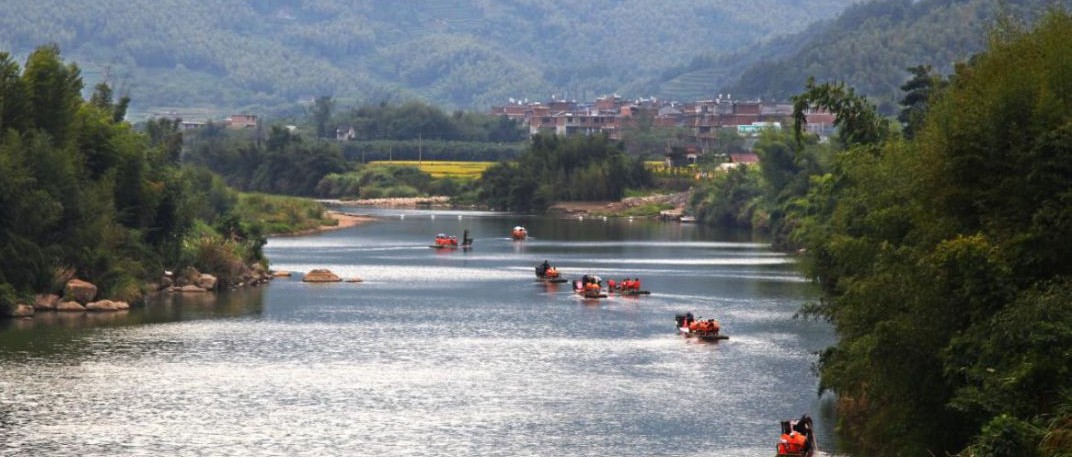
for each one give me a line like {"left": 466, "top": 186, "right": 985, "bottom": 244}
{"left": 898, "top": 64, "right": 945, "bottom": 139}
{"left": 795, "top": 10, "right": 1072, "bottom": 456}
{"left": 21, "top": 44, "right": 82, "bottom": 147}
{"left": 792, "top": 77, "right": 890, "bottom": 149}
{"left": 311, "top": 95, "right": 334, "bottom": 139}
{"left": 0, "top": 52, "right": 28, "bottom": 138}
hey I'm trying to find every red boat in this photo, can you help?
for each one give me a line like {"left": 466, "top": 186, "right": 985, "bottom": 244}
{"left": 675, "top": 312, "right": 728, "bottom": 341}
{"left": 511, "top": 226, "right": 528, "bottom": 240}
{"left": 430, "top": 233, "right": 459, "bottom": 249}
{"left": 573, "top": 275, "right": 607, "bottom": 298}
{"left": 430, "top": 230, "right": 473, "bottom": 249}
{"left": 535, "top": 261, "right": 567, "bottom": 283}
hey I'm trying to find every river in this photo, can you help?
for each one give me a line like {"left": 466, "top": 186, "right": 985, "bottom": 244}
{"left": 0, "top": 207, "right": 839, "bottom": 456}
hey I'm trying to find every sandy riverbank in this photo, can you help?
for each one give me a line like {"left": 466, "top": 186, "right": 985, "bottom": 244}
{"left": 274, "top": 211, "right": 378, "bottom": 237}
{"left": 547, "top": 192, "right": 689, "bottom": 216}
{"left": 342, "top": 196, "right": 452, "bottom": 207}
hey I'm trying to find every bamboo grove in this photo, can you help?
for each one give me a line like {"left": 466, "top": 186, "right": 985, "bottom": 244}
{"left": 751, "top": 11, "right": 1071, "bottom": 456}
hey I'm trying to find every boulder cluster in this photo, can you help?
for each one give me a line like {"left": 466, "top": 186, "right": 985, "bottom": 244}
{"left": 155, "top": 263, "right": 272, "bottom": 293}
{"left": 3, "top": 264, "right": 362, "bottom": 319}
{"left": 3, "top": 263, "right": 276, "bottom": 319}
{"left": 6, "top": 278, "right": 130, "bottom": 317}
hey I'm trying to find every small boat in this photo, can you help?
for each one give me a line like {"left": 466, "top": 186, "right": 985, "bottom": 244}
{"left": 776, "top": 415, "right": 817, "bottom": 457}
{"left": 430, "top": 233, "right": 459, "bottom": 249}
{"left": 511, "top": 226, "right": 528, "bottom": 240}
{"left": 679, "top": 215, "right": 697, "bottom": 223}
{"left": 675, "top": 313, "right": 728, "bottom": 341}
{"left": 608, "top": 278, "right": 647, "bottom": 295}
{"left": 431, "top": 230, "right": 473, "bottom": 250}
{"left": 574, "top": 276, "right": 607, "bottom": 298}
{"left": 535, "top": 261, "right": 568, "bottom": 283}
{"left": 578, "top": 289, "right": 608, "bottom": 299}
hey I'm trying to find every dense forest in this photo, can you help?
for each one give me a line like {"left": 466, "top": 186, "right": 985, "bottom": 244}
{"left": 0, "top": 46, "right": 324, "bottom": 314}
{"left": 477, "top": 134, "right": 652, "bottom": 213}
{"left": 690, "top": 11, "right": 1072, "bottom": 455}
{"left": 0, "top": 0, "right": 854, "bottom": 115}
{"left": 708, "top": 0, "right": 1071, "bottom": 113}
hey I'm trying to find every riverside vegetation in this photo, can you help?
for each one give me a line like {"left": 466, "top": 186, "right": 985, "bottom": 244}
{"left": 687, "top": 11, "right": 1072, "bottom": 456}
{"left": 0, "top": 46, "right": 330, "bottom": 316}
{"left": 4, "top": 9, "right": 1072, "bottom": 456}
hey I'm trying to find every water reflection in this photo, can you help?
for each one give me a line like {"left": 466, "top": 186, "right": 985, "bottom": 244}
{"left": 0, "top": 209, "right": 839, "bottom": 456}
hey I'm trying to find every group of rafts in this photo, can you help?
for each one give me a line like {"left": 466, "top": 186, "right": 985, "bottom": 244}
{"left": 458, "top": 227, "right": 812, "bottom": 452}
{"left": 535, "top": 258, "right": 726, "bottom": 343}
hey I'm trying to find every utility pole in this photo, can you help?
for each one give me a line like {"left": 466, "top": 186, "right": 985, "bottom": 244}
{"left": 418, "top": 132, "right": 422, "bottom": 167}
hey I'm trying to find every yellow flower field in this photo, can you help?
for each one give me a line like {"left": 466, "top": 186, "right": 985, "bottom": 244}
{"left": 368, "top": 161, "right": 496, "bottom": 179}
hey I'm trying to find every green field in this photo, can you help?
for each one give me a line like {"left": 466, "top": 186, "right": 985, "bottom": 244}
{"left": 369, "top": 161, "right": 495, "bottom": 179}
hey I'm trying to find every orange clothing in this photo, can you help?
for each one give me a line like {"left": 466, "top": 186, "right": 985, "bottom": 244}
{"left": 786, "top": 432, "right": 806, "bottom": 453}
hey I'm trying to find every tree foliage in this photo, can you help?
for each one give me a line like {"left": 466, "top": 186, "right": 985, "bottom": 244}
{"left": 476, "top": 133, "right": 652, "bottom": 212}
{"left": 788, "top": 10, "right": 1072, "bottom": 456}
{"left": 722, "top": 0, "right": 1060, "bottom": 115}
{"left": 0, "top": 46, "right": 273, "bottom": 311}
{"left": 0, "top": 0, "right": 856, "bottom": 112}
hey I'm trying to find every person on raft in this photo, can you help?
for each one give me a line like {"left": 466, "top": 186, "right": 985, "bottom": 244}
{"left": 536, "top": 260, "right": 551, "bottom": 277}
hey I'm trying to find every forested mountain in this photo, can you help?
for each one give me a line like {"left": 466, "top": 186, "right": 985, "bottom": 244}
{"left": 693, "top": 0, "right": 1071, "bottom": 113}
{"left": 0, "top": 0, "right": 853, "bottom": 117}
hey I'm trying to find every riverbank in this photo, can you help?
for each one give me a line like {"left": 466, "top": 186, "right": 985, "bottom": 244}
{"left": 342, "top": 196, "right": 453, "bottom": 207}
{"left": 274, "top": 211, "right": 379, "bottom": 237}
{"left": 547, "top": 192, "right": 689, "bottom": 217}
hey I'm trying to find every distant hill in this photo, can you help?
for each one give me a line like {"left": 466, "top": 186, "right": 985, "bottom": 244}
{"left": 0, "top": 0, "right": 855, "bottom": 118}
{"left": 680, "top": 0, "right": 1070, "bottom": 113}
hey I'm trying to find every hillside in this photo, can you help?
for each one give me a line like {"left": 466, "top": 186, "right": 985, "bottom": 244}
{"left": 688, "top": 0, "right": 1070, "bottom": 112}
{"left": 0, "top": 0, "right": 854, "bottom": 118}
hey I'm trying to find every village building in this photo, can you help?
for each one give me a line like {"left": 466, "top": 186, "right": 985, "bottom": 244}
{"left": 490, "top": 94, "right": 833, "bottom": 167}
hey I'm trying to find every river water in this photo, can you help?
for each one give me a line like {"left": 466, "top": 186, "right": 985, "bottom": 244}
{"left": 0, "top": 207, "right": 839, "bottom": 456}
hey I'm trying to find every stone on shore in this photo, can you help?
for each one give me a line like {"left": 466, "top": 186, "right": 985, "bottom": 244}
{"left": 86, "top": 300, "right": 131, "bottom": 312}
{"left": 64, "top": 279, "right": 98, "bottom": 304}
{"left": 173, "top": 285, "right": 208, "bottom": 293}
{"left": 303, "top": 269, "right": 342, "bottom": 282}
{"left": 271, "top": 270, "right": 292, "bottom": 277}
{"left": 56, "top": 301, "right": 86, "bottom": 312}
{"left": 195, "top": 274, "right": 218, "bottom": 290}
{"left": 5, "top": 303, "right": 34, "bottom": 317}
{"left": 34, "top": 294, "right": 60, "bottom": 311}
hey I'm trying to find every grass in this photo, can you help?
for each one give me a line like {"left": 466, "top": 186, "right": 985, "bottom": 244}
{"left": 236, "top": 193, "right": 327, "bottom": 235}
{"left": 368, "top": 160, "right": 495, "bottom": 179}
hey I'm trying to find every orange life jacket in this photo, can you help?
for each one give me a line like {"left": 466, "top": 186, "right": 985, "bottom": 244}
{"left": 777, "top": 434, "right": 791, "bottom": 455}
{"left": 787, "top": 432, "right": 806, "bottom": 452}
